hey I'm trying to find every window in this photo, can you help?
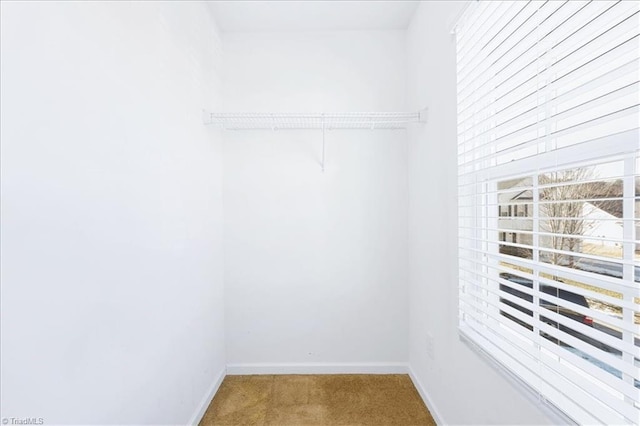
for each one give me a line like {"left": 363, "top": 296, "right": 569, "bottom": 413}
{"left": 456, "top": 1, "right": 639, "bottom": 424}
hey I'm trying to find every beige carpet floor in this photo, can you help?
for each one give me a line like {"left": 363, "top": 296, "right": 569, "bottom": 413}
{"left": 199, "top": 374, "right": 436, "bottom": 426}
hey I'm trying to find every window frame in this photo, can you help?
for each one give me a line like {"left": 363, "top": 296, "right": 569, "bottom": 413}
{"left": 455, "top": 1, "right": 640, "bottom": 424}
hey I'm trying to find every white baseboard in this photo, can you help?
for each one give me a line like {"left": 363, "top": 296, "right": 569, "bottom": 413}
{"left": 226, "top": 362, "right": 409, "bottom": 375}
{"left": 408, "top": 367, "right": 444, "bottom": 426}
{"left": 188, "top": 367, "right": 226, "bottom": 426}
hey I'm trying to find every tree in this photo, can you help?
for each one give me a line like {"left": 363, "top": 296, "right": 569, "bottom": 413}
{"left": 538, "top": 168, "right": 620, "bottom": 268}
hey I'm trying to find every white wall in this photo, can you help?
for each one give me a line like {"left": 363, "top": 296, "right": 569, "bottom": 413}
{"left": 0, "top": 2, "right": 567, "bottom": 424}
{"left": 0, "top": 2, "right": 225, "bottom": 424}
{"left": 222, "top": 31, "right": 409, "bottom": 369}
{"left": 406, "top": 3, "right": 554, "bottom": 425}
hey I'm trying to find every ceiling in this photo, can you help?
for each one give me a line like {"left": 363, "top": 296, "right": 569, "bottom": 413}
{"left": 208, "top": 1, "right": 421, "bottom": 32}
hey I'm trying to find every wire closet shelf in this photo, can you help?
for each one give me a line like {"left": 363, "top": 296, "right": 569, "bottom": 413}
{"left": 204, "top": 111, "right": 426, "bottom": 130}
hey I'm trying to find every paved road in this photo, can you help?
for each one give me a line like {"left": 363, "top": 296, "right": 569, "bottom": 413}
{"left": 592, "top": 321, "right": 640, "bottom": 350}
{"left": 569, "top": 322, "right": 640, "bottom": 388}
{"left": 571, "top": 258, "right": 640, "bottom": 282}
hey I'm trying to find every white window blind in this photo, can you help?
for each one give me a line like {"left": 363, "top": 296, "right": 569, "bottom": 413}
{"left": 456, "top": 1, "right": 640, "bottom": 424}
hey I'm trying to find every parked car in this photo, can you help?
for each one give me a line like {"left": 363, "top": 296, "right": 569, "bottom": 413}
{"left": 498, "top": 273, "right": 598, "bottom": 348}
{"left": 499, "top": 273, "right": 639, "bottom": 388}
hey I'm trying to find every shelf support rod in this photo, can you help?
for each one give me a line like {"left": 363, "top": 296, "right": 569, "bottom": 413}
{"left": 321, "top": 114, "right": 326, "bottom": 172}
